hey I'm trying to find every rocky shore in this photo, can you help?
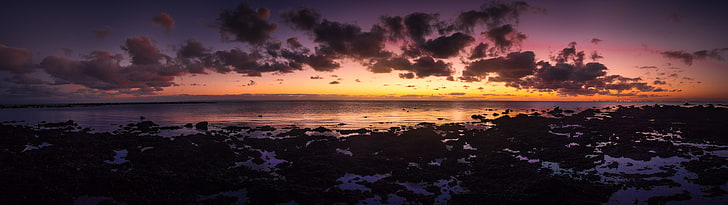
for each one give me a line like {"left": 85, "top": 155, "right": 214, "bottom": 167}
{"left": 1, "top": 104, "right": 727, "bottom": 204}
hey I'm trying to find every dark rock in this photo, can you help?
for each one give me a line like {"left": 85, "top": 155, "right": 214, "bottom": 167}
{"left": 195, "top": 121, "right": 209, "bottom": 130}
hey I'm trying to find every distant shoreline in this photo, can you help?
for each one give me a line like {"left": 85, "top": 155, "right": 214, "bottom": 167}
{"left": 0, "top": 101, "right": 216, "bottom": 109}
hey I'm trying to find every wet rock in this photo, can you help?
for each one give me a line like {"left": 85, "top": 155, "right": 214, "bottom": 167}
{"left": 195, "top": 121, "right": 209, "bottom": 130}
{"left": 470, "top": 115, "right": 485, "bottom": 120}
{"left": 646, "top": 190, "right": 691, "bottom": 205}
{"left": 312, "top": 127, "right": 331, "bottom": 133}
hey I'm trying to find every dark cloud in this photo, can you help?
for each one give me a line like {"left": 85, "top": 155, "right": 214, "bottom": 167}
{"left": 422, "top": 32, "right": 475, "bottom": 58}
{"left": 307, "top": 54, "right": 340, "bottom": 71}
{"left": 460, "top": 51, "right": 535, "bottom": 82}
{"left": 639, "top": 66, "right": 658, "bottom": 69}
{"left": 692, "top": 48, "right": 727, "bottom": 61}
{"left": 217, "top": 3, "right": 278, "bottom": 44}
{"left": 313, "top": 21, "right": 389, "bottom": 59}
{"left": 0, "top": 44, "right": 35, "bottom": 73}
{"left": 653, "top": 80, "right": 667, "bottom": 85}
{"left": 409, "top": 57, "right": 452, "bottom": 78}
{"left": 329, "top": 80, "right": 340, "bottom": 84}
{"left": 122, "top": 37, "right": 166, "bottom": 65}
{"left": 483, "top": 93, "right": 516, "bottom": 96}
{"left": 93, "top": 26, "right": 112, "bottom": 39}
{"left": 660, "top": 50, "right": 693, "bottom": 65}
{"left": 177, "top": 39, "right": 214, "bottom": 74}
{"left": 368, "top": 56, "right": 452, "bottom": 78}
{"left": 659, "top": 48, "right": 727, "bottom": 65}
{"left": 4, "top": 85, "right": 65, "bottom": 97}
{"left": 40, "top": 50, "right": 179, "bottom": 91}
{"left": 449, "top": 92, "right": 466, "bottom": 95}
{"left": 283, "top": 8, "right": 391, "bottom": 66}
{"left": 281, "top": 7, "right": 321, "bottom": 30}
{"left": 368, "top": 57, "right": 411, "bottom": 73}
{"left": 152, "top": 13, "right": 175, "bottom": 33}
{"left": 590, "top": 51, "right": 603, "bottom": 61}
{"left": 553, "top": 42, "right": 585, "bottom": 65}
{"left": 381, "top": 16, "right": 405, "bottom": 39}
{"left": 310, "top": 76, "right": 323, "bottom": 79}
{"left": 536, "top": 61, "right": 607, "bottom": 82}
{"left": 286, "top": 37, "right": 303, "bottom": 48}
{"left": 5, "top": 74, "right": 48, "bottom": 85}
{"left": 459, "top": 44, "right": 659, "bottom": 96}
{"left": 456, "top": 1, "right": 531, "bottom": 31}
{"left": 590, "top": 38, "right": 603, "bottom": 44}
{"left": 469, "top": 43, "right": 489, "bottom": 59}
{"left": 178, "top": 39, "right": 208, "bottom": 59}
{"left": 484, "top": 24, "right": 526, "bottom": 53}
{"left": 399, "top": 72, "right": 415, "bottom": 79}
{"left": 404, "top": 12, "right": 438, "bottom": 44}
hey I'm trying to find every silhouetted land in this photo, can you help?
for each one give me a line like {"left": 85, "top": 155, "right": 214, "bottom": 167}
{"left": 0, "top": 101, "right": 215, "bottom": 109}
{"left": 1, "top": 104, "right": 726, "bottom": 204}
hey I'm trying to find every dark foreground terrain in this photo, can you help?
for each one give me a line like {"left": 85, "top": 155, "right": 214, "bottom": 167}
{"left": 1, "top": 104, "right": 727, "bottom": 204}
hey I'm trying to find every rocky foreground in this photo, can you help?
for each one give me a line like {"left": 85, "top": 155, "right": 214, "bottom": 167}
{"left": 1, "top": 104, "right": 727, "bottom": 204}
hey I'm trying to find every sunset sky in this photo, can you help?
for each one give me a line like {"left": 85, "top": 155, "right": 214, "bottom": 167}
{"left": 1, "top": 0, "right": 727, "bottom": 104}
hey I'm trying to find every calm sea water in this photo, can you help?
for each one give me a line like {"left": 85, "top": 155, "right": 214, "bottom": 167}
{"left": 0, "top": 101, "right": 686, "bottom": 131}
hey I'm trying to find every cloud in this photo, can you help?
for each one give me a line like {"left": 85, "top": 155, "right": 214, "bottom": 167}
{"left": 3, "top": 85, "right": 65, "bottom": 97}
{"left": 459, "top": 44, "right": 659, "bottom": 96}
{"left": 40, "top": 50, "right": 179, "bottom": 91}
{"left": 93, "top": 26, "right": 112, "bottom": 39}
{"left": 310, "top": 76, "right": 323, "bottom": 79}
{"left": 482, "top": 93, "right": 516, "bottom": 96}
{"left": 505, "top": 46, "right": 657, "bottom": 96}
{"left": 409, "top": 57, "right": 452, "bottom": 78}
{"left": 404, "top": 12, "right": 438, "bottom": 44}
{"left": 380, "top": 16, "right": 405, "bottom": 39}
{"left": 152, "top": 13, "right": 175, "bottom": 33}
{"left": 456, "top": 1, "right": 532, "bottom": 31}
{"left": 286, "top": 37, "right": 303, "bottom": 48}
{"left": 0, "top": 44, "right": 35, "bottom": 73}
{"left": 469, "top": 43, "right": 489, "bottom": 59}
{"left": 281, "top": 7, "right": 321, "bottom": 30}
{"left": 176, "top": 39, "right": 216, "bottom": 74}
{"left": 590, "top": 38, "right": 603, "bottom": 44}
{"left": 122, "top": 37, "right": 167, "bottom": 65}
{"left": 399, "top": 72, "right": 415, "bottom": 79}
{"left": 590, "top": 51, "right": 603, "bottom": 61}
{"left": 329, "top": 80, "right": 340, "bottom": 84}
{"left": 653, "top": 80, "right": 667, "bottom": 85}
{"left": 484, "top": 24, "right": 526, "bottom": 53}
{"left": 307, "top": 54, "right": 340, "bottom": 71}
{"left": 217, "top": 3, "right": 278, "bottom": 44}
{"left": 659, "top": 48, "right": 727, "bottom": 65}
{"left": 177, "top": 39, "right": 207, "bottom": 59}
{"left": 368, "top": 56, "right": 452, "bottom": 78}
{"left": 660, "top": 50, "right": 693, "bottom": 65}
{"left": 460, "top": 51, "right": 535, "bottom": 82}
{"left": 448, "top": 92, "right": 466, "bottom": 95}
{"left": 5, "top": 74, "right": 48, "bottom": 85}
{"left": 639, "top": 66, "right": 658, "bottom": 69}
{"left": 422, "top": 32, "right": 475, "bottom": 58}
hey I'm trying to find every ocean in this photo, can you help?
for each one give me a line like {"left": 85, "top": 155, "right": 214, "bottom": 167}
{"left": 0, "top": 101, "right": 685, "bottom": 131}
